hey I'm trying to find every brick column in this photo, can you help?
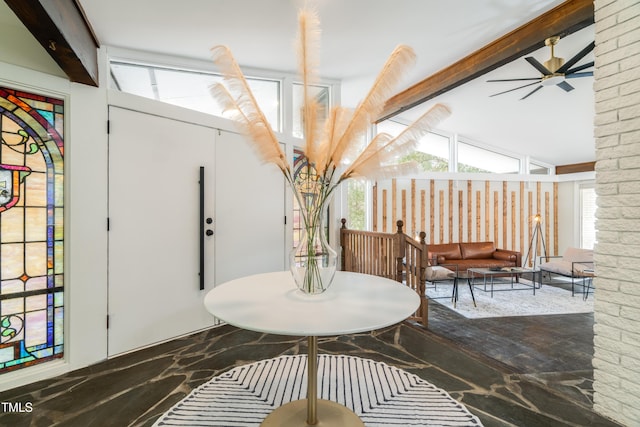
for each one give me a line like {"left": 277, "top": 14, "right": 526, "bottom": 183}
{"left": 593, "top": 0, "right": 640, "bottom": 424}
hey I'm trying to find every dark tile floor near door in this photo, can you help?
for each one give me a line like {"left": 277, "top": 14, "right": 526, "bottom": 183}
{"left": 0, "top": 295, "right": 622, "bottom": 427}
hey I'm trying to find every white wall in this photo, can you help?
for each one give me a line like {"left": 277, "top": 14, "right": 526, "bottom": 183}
{"left": 0, "top": 2, "right": 65, "bottom": 79}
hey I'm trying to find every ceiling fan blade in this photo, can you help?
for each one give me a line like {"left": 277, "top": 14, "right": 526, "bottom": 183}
{"left": 487, "top": 77, "right": 541, "bottom": 82}
{"left": 520, "top": 85, "right": 543, "bottom": 100}
{"left": 565, "top": 71, "right": 593, "bottom": 79}
{"left": 556, "top": 41, "right": 595, "bottom": 74}
{"left": 525, "top": 57, "right": 552, "bottom": 75}
{"left": 489, "top": 81, "right": 541, "bottom": 97}
{"left": 556, "top": 80, "right": 575, "bottom": 92}
{"left": 566, "top": 61, "right": 594, "bottom": 74}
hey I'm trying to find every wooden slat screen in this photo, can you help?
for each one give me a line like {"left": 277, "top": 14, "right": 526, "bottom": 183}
{"left": 373, "top": 178, "right": 558, "bottom": 260}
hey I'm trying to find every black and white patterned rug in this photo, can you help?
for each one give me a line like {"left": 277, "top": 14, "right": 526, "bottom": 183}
{"left": 153, "top": 354, "right": 482, "bottom": 426}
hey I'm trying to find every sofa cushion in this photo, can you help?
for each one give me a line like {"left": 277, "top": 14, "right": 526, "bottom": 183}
{"left": 428, "top": 243, "right": 462, "bottom": 261}
{"left": 562, "top": 247, "right": 593, "bottom": 264}
{"left": 460, "top": 242, "right": 495, "bottom": 259}
{"left": 540, "top": 260, "right": 594, "bottom": 277}
{"left": 425, "top": 266, "right": 456, "bottom": 281}
{"left": 540, "top": 247, "right": 594, "bottom": 277}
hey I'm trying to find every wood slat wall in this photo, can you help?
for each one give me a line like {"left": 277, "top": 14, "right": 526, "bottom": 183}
{"left": 372, "top": 178, "right": 558, "bottom": 258}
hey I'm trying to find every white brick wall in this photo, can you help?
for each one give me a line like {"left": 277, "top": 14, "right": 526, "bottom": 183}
{"left": 594, "top": 0, "right": 640, "bottom": 424}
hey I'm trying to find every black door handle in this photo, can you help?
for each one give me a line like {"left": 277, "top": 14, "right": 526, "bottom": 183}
{"left": 199, "top": 167, "right": 205, "bottom": 290}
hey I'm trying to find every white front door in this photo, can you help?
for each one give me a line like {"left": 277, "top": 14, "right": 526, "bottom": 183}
{"left": 107, "top": 106, "right": 217, "bottom": 356}
{"left": 214, "top": 131, "right": 286, "bottom": 284}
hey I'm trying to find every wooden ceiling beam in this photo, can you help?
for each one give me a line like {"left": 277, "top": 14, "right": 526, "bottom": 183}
{"left": 5, "top": 0, "right": 100, "bottom": 86}
{"left": 378, "top": 0, "right": 594, "bottom": 122}
{"left": 555, "top": 161, "right": 595, "bottom": 174}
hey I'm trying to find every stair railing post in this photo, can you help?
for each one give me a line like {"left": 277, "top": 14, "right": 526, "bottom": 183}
{"left": 418, "top": 231, "right": 428, "bottom": 327}
{"left": 395, "top": 220, "right": 405, "bottom": 283}
{"left": 340, "top": 218, "right": 347, "bottom": 271}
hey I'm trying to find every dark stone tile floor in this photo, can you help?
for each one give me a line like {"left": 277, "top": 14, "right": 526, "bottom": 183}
{"left": 0, "top": 296, "right": 623, "bottom": 427}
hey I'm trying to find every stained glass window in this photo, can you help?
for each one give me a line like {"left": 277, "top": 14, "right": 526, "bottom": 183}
{"left": 0, "top": 87, "right": 64, "bottom": 373}
{"left": 292, "top": 148, "right": 330, "bottom": 247}
{"left": 292, "top": 149, "right": 307, "bottom": 247}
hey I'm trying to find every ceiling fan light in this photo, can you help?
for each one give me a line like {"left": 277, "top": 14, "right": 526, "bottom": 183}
{"left": 488, "top": 38, "right": 593, "bottom": 99}
{"left": 542, "top": 74, "right": 564, "bottom": 86}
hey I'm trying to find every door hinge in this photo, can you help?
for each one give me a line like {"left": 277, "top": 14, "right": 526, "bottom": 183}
{"left": 107, "top": 120, "right": 110, "bottom": 134}
{"left": 284, "top": 215, "right": 287, "bottom": 225}
{"left": 106, "top": 315, "right": 110, "bottom": 329}
{"left": 107, "top": 217, "right": 110, "bottom": 231}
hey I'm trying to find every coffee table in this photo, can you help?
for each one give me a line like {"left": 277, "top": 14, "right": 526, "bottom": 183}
{"left": 468, "top": 267, "right": 536, "bottom": 297}
{"left": 451, "top": 270, "right": 477, "bottom": 308}
{"left": 203, "top": 270, "right": 420, "bottom": 426}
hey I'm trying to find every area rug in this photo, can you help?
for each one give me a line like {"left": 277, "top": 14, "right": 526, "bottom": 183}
{"left": 153, "top": 354, "right": 482, "bottom": 426}
{"left": 426, "top": 279, "right": 593, "bottom": 319}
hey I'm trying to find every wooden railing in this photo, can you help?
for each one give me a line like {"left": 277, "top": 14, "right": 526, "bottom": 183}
{"left": 340, "top": 218, "right": 429, "bottom": 327}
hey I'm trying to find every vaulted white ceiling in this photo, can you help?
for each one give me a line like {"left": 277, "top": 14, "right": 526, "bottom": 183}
{"left": 7, "top": 0, "right": 596, "bottom": 166}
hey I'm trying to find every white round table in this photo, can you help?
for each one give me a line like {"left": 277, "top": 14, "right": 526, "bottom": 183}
{"left": 204, "top": 270, "right": 420, "bottom": 426}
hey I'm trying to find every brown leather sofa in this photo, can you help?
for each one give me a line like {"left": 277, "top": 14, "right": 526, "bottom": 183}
{"left": 427, "top": 242, "right": 521, "bottom": 271}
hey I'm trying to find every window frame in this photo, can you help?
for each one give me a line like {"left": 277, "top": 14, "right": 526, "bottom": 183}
{"left": 107, "top": 48, "right": 340, "bottom": 140}
{"left": 456, "top": 137, "right": 522, "bottom": 174}
{"left": 578, "top": 181, "right": 597, "bottom": 250}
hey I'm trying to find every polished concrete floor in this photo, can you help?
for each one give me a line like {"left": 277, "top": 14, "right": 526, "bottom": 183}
{"left": 0, "top": 291, "right": 623, "bottom": 427}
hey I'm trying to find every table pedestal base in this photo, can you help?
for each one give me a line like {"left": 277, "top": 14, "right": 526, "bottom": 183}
{"left": 261, "top": 399, "right": 364, "bottom": 426}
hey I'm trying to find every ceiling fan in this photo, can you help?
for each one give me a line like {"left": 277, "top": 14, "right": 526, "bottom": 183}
{"left": 488, "top": 36, "right": 595, "bottom": 100}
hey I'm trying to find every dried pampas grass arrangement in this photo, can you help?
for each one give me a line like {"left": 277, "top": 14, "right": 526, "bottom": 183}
{"left": 210, "top": 7, "right": 450, "bottom": 195}
{"left": 210, "top": 6, "right": 450, "bottom": 294}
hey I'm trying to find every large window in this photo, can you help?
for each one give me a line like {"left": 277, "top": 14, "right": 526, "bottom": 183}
{"left": 110, "top": 61, "right": 282, "bottom": 132}
{"left": 377, "top": 120, "right": 451, "bottom": 172}
{"left": 457, "top": 141, "right": 520, "bottom": 173}
{"left": 580, "top": 184, "right": 597, "bottom": 249}
{"left": 345, "top": 179, "right": 367, "bottom": 230}
{"left": 292, "top": 83, "right": 330, "bottom": 139}
{"left": 376, "top": 119, "right": 551, "bottom": 175}
{"left": 529, "top": 160, "right": 551, "bottom": 175}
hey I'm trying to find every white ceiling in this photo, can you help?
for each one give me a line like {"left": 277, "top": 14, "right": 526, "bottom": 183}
{"left": 421, "top": 25, "right": 595, "bottom": 167}
{"left": 21, "top": 0, "right": 598, "bottom": 166}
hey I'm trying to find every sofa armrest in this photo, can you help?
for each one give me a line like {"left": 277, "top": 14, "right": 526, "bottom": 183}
{"left": 493, "top": 251, "right": 515, "bottom": 261}
{"left": 539, "top": 258, "right": 594, "bottom": 277}
{"left": 572, "top": 260, "right": 595, "bottom": 276}
{"left": 494, "top": 249, "right": 521, "bottom": 266}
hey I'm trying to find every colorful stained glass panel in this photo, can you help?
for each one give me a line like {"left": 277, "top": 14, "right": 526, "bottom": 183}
{"left": 0, "top": 208, "right": 23, "bottom": 242}
{"left": 2, "top": 280, "right": 23, "bottom": 295}
{"left": 0, "top": 87, "right": 64, "bottom": 373}
{"left": 25, "top": 276, "right": 46, "bottom": 292}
